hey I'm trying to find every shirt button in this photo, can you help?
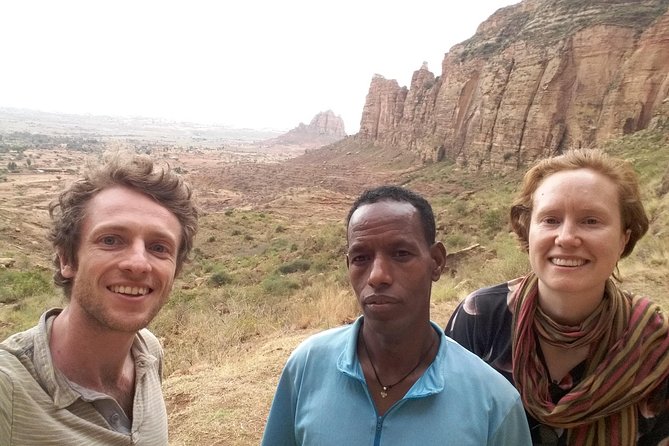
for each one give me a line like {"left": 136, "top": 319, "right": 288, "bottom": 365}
{"left": 110, "top": 413, "right": 120, "bottom": 426}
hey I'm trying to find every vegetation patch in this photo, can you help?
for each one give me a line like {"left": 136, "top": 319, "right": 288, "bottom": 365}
{"left": 1, "top": 128, "right": 667, "bottom": 446}
{"left": 277, "top": 259, "right": 311, "bottom": 274}
{"left": 0, "top": 269, "right": 51, "bottom": 304}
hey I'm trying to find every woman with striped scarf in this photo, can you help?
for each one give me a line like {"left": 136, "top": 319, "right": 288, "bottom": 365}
{"left": 446, "top": 149, "right": 669, "bottom": 445}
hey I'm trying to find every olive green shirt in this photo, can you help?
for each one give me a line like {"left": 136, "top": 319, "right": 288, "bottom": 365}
{"left": 0, "top": 308, "right": 168, "bottom": 445}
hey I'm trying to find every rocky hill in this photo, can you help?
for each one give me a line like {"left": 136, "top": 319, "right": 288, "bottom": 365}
{"left": 264, "top": 110, "right": 346, "bottom": 148}
{"left": 358, "top": 0, "right": 669, "bottom": 169}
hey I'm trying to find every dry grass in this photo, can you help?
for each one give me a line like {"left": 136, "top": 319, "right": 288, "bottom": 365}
{"left": 1, "top": 130, "right": 668, "bottom": 445}
{"left": 286, "top": 282, "right": 360, "bottom": 329}
{"left": 165, "top": 330, "right": 312, "bottom": 446}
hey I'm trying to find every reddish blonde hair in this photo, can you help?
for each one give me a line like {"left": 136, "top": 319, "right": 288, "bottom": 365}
{"left": 510, "top": 149, "right": 648, "bottom": 258}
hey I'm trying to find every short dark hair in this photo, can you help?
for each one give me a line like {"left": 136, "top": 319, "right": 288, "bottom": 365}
{"left": 346, "top": 185, "right": 436, "bottom": 245}
{"left": 48, "top": 152, "right": 199, "bottom": 299}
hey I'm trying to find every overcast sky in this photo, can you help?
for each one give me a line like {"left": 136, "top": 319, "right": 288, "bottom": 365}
{"left": 0, "top": 0, "right": 519, "bottom": 134}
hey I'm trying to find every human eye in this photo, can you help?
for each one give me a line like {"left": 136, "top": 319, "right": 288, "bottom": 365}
{"left": 390, "top": 243, "right": 417, "bottom": 262}
{"left": 149, "top": 242, "right": 174, "bottom": 256}
{"left": 541, "top": 216, "right": 560, "bottom": 225}
{"left": 348, "top": 251, "right": 370, "bottom": 265}
{"left": 99, "top": 235, "right": 121, "bottom": 247}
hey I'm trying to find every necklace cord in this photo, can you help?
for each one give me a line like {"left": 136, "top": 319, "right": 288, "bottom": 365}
{"left": 361, "top": 329, "right": 437, "bottom": 394}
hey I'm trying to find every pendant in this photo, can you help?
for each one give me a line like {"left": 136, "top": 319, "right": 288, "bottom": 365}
{"left": 380, "top": 387, "right": 388, "bottom": 398}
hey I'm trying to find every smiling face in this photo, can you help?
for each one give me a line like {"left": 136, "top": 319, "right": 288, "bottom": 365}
{"left": 60, "top": 186, "right": 182, "bottom": 333}
{"left": 528, "top": 169, "right": 630, "bottom": 314}
{"left": 346, "top": 200, "right": 445, "bottom": 332}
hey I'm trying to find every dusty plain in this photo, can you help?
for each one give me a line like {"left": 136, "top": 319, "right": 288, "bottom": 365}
{"left": 1, "top": 127, "right": 667, "bottom": 445}
{"left": 0, "top": 138, "right": 436, "bottom": 445}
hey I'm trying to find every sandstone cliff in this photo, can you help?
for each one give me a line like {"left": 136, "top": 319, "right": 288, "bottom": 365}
{"left": 358, "top": 0, "right": 669, "bottom": 169}
{"left": 263, "top": 110, "right": 346, "bottom": 151}
{"left": 281, "top": 110, "right": 346, "bottom": 141}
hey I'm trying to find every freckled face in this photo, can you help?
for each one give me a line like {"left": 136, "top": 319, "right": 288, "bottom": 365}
{"left": 346, "top": 201, "right": 444, "bottom": 331}
{"left": 60, "top": 186, "right": 182, "bottom": 333}
{"left": 528, "top": 169, "right": 629, "bottom": 306}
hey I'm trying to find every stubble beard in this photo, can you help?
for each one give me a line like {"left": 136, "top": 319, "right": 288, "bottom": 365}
{"left": 71, "top": 281, "right": 168, "bottom": 334}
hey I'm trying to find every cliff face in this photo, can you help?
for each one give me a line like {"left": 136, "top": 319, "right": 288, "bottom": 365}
{"left": 266, "top": 110, "right": 346, "bottom": 148}
{"left": 358, "top": 0, "right": 669, "bottom": 169}
{"left": 291, "top": 110, "right": 346, "bottom": 138}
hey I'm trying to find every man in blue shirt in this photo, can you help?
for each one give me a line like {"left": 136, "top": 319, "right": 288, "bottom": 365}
{"left": 261, "top": 186, "right": 531, "bottom": 445}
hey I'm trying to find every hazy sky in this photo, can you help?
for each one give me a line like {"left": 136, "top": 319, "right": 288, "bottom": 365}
{"left": 1, "top": 0, "right": 519, "bottom": 134}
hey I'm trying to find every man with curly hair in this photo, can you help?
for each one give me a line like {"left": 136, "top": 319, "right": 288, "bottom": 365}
{"left": 0, "top": 153, "right": 199, "bottom": 445}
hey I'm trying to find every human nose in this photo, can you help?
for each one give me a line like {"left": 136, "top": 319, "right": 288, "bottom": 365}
{"left": 555, "top": 220, "right": 581, "bottom": 246}
{"left": 367, "top": 255, "right": 392, "bottom": 288}
{"left": 119, "top": 241, "right": 152, "bottom": 274}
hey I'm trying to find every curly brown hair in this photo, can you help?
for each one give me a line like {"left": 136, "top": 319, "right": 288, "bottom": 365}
{"left": 509, "top": 149, "right": 648, "bottom": 259}
{"left": 48, "top": 152, "right": 199, "bottom": 298}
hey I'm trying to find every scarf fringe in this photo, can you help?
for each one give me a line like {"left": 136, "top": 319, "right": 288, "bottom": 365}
{"left": 511, "top": 274, "right": 669, "bottom": 445}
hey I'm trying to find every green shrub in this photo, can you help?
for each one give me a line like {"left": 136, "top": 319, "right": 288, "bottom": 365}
{"left": 482, "top": 208, "right": 505, "bottom": 234}
{"left": 261, "top": 275, "right": 300, "bottom": 295}
{"left": 209, "top": 270, "right": 233, "bottom": 287}
{"left": 0, "top": 270, "right": 52, "bottom": 303}
{"left": 444, "top": 233, "right": 468, "bottom": 250}
{"left": 277, "top": 259, "right": 311, "bottom": 274}
{"left": 453, "top": 201, "right": 467, "bottom": 215}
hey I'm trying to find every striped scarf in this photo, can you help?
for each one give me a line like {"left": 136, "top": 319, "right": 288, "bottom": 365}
{"left": 511, "top": 273, "right": 669, "bottom": 445}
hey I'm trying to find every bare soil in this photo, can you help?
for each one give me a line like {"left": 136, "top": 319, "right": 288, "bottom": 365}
{"left": 0, "top": 142, "right": 431, "bottom": 445}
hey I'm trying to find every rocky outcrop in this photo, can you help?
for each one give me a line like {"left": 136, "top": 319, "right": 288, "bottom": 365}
{"left": 287, "top": 110, "right": 346, "bottom": 138}
{"left": 306, "top": 110, "right": 346, "bottom": 137}
{"left": 0, "top": 258, "right": 15, "bottom": 268}
{"left": 263, "top": 110, "right": 346, "bottom": 150}
{"left": 358, "top": 0, "right": 669, "bottom": 169}
{"left": 269, "top": 110, "right": 346, "bottom": 148}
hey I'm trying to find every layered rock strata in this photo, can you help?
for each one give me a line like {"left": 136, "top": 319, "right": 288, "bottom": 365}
{"left": 359, "top": 0, "right": 669, "bottom": 169}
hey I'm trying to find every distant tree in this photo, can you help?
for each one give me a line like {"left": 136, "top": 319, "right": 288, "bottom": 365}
{"left": 7, "top": 161, "right": 18, "bottom": 172}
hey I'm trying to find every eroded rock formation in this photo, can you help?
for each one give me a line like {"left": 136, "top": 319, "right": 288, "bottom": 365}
{"left": 288, "top": 110, "right": 346, "bottom": 138}
{"left": 264, "top": 110, "right": 346, "bottom": 150}
{"left": 359, "top": 0, "right": 669, "bottom": 169}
